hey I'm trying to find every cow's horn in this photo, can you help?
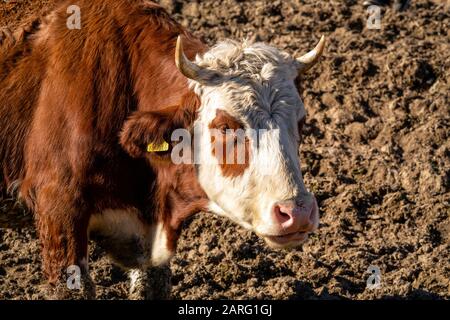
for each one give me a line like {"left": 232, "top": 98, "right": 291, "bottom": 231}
{"left": 296, "top": 35, "right": 326, "bottom": 74}
{"left": 175, "top": 35, "right": 204, "bottom": 81}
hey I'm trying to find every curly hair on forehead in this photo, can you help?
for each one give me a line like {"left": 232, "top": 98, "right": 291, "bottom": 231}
{"left": 194, "top": 39, "right": 295, "bottom": 77}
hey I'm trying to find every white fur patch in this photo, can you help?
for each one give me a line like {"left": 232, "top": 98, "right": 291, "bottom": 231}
{"left": 129, "top": 269, "right": 142, "bottom": 292}
{"left": 150, "top": 223, "right": 174, "bottom": 266}
{"left": 88, "top": 210, "right": 173, "bottom": 267}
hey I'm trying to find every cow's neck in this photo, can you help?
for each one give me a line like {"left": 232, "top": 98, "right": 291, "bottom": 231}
{"left": 124, "top": 14, "right": 210, "bottom": 248}
{"left": 153, "top": 162, "right": 209, "bottom": 251}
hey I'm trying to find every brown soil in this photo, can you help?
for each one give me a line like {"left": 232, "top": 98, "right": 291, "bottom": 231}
{"left": 0, "top": 0, "right": 449, "bottom": 299}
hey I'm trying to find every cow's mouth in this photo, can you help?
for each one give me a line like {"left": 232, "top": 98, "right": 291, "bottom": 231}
{"left": 263, "top": 231, "right": 309, "bottom": 247}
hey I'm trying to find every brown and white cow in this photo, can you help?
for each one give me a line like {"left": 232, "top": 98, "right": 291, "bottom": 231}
{"left": 0, "top": 0, "right": 324, "bottom": 299}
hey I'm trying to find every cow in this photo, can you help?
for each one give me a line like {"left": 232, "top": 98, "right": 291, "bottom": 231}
{"left": 0, "top": 0, "right": 325, "bottom": 299}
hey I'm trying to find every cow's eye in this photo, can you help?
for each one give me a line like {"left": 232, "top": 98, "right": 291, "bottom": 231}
{"left": 218, "top": 124, "right": 230, "bottom": 135}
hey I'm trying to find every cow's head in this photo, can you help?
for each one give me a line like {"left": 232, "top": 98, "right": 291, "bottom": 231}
{"left": 121, "top": 36, "right": 325, "bottom": 249}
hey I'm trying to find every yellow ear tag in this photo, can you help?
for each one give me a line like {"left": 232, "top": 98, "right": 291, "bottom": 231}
{"left": 147, "top": 141, "right": 169, "bottom": 153}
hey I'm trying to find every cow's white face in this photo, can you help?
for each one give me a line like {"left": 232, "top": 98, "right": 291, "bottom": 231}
{"left": 180, "top": 39, "right": 323, "bottom": 248}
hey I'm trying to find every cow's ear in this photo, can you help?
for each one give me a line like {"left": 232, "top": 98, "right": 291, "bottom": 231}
{"left": 119, "top": 110, "right": 173, "bottom": 158}
{"left": 119, "top": 92, "right": 200, "bottom": 158}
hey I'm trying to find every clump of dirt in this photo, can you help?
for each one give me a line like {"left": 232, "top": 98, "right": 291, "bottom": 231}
{"left": 1, "top": 0, "right": 449, "bottom": 299}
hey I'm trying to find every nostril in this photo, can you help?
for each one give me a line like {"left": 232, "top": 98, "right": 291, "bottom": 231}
{"left": 278, "top": 209, "right": 290, "bottom": 219}
{"left": 279, "top": 211, "right": 291, "bottom": 221}
{"left": 274, "top": 205, "right": 292, "bottom": 222}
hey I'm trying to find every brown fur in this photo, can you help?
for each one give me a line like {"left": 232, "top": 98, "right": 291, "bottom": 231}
{"left": 209, "top": 109, "right": 250, "bottom": 177}
{"left": 0, "top": 0, "right": 209, "bottom": 294}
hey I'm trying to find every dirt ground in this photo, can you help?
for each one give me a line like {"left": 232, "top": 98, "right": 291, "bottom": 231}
{"left": 0, "top": 0, "right": 449, "bottom": 300}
